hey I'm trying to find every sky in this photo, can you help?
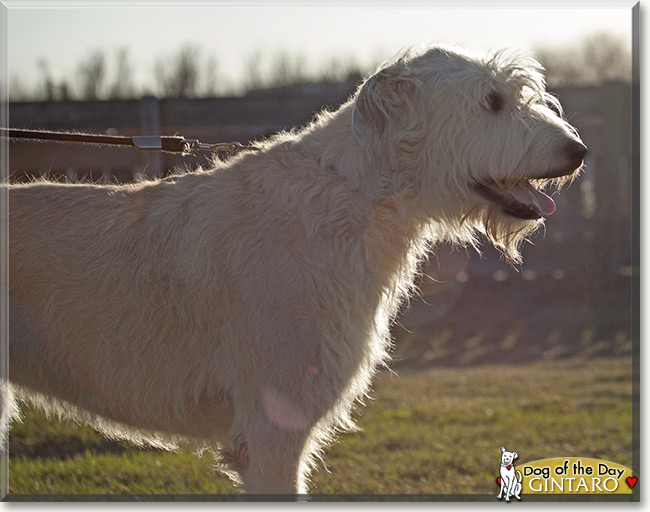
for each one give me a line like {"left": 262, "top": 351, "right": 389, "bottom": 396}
{"left": 5, "top": 1, "right": 635, "bottom": 96}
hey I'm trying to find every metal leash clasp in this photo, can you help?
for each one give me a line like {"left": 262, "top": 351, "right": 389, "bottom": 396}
{"left": 132, "top": 136, "right": 247, "bottom": 155}
{"left": 183, "top": 140, "right": 245, "bottom": 154}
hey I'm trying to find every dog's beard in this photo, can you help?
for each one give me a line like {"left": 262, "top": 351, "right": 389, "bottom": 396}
{"left": 472, "top": 172, "right": 581, "bottom": 264}
{"left": 462, "top": 203, "right": 543, "bottom": 265}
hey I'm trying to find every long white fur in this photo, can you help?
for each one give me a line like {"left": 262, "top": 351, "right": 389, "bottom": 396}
{"left": 4, "top": 44, "right": 583, "bottom": 493}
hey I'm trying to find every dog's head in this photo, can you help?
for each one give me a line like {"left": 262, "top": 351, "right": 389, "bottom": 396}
{"left": 351, "top": 45, "right": 585, "bottom": 263}
{"left": 500, "top": 446, "right": 519, "bottom": 466}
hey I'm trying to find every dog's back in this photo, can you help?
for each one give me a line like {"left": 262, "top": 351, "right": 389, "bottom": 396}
{"left": 8, "top": 178, "right": 241, "bottom": 442}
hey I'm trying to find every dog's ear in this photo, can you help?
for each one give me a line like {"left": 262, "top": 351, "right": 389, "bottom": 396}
{"left": 501, "top": 447, "right": 506, "bottom": 453}
{"left": 351, "top": 57, "right": 420, "bottom": 143}
{"left": 513, "top": 452, "right": 518, "bottom": 460}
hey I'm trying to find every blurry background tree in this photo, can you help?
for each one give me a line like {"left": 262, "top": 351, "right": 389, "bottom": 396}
{"left": 77, "top": 49, "right": 107, "bottom": 100}
{"left": 243, "top": 49, "right": 265, "bottom": 91}
{"left": 268, "top": 50, "right": 308, "bottom": 87}
{"left": 316, "top": 55, "right": 364, "bottom": 84}
{"left": 153, "top": 44, "right": 199, "bottom": 98}
{"left": 108, "top": 48, "right": 137, "bottom": 99}
{"left": 533, "top": 31, "right": 631, "bottom": 87}
{"left": 241, "top": 49, "right": 364, "bottom": 91}
{"left": 36, "top": 57, "right": 71, "bottom": 101}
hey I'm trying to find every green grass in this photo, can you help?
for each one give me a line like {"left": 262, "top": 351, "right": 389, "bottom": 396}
{"left": 8, "top": 357, "right": 633, "bottom": 496}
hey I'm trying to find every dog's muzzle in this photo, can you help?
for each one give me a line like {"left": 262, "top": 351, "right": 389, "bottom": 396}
{"left": 532, "top": 140, "right": 588, "bottom": 180}
{"left": 474, "top": 181, "right": 557, "bottom": 220}
{"left": 473, "top": 141, "right": 587, "bottom": 220}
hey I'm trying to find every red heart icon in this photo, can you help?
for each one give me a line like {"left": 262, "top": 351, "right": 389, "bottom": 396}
{"left": 496, "top": 476, "right": 502, "bottom": 486}
{"left": 507, "top": 465, "right": 512, "bottom": 470}
{"left": 626, "top": 476, "right": 638, "bottom": 489}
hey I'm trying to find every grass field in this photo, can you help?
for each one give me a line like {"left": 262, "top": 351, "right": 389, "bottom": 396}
{"left": 8, "top": 357, "right": 633, "bottom": 497}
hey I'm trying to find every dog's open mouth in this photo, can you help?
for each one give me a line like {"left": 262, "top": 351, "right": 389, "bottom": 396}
{"left": 473, "top": 180, "right": 557, "bottom": 220}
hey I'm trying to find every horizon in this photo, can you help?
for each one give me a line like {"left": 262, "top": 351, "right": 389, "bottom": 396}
{"left": 6, "top": 4, "right": 633, "bottom": 98}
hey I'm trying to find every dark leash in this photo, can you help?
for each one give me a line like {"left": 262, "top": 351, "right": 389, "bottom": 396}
{"left": 0, "top": 127, "right": 254, "bottom": 156}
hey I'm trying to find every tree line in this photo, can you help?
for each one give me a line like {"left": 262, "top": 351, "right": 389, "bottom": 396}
{"left": 10, "top": 43, "right": 365, "bottom": 102}
{"left": 9, "top": 31, "right": 631, "bottom": 102}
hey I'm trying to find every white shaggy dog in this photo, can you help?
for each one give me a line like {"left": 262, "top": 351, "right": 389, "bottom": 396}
{"left": 4, "top": 45, "right": 585, "bottom": 494}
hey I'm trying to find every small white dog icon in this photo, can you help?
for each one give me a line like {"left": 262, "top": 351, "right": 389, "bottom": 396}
{"left": 498, "top": 446, "right": 522, "bottom": 501}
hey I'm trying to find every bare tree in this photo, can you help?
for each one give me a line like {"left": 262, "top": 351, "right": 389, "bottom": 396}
{"left": 33, "top": 58, "right": 71, "bottom": 101}
{"left": 534, "top": 31, "right": 631, "bottom": 87}
{"left": 269, "top": 50, "right": 307, "bottom": 86}
{"left": 316, "top": 55, "right": 363, "bottom": 84}
{"left": 36, "top": 58, "right": 54, "bottom": 101}
{"left": 581, "top": 32, "right": 631, "bottom": 83}
{"left": 77, "top": 49, "right": 107, "bottom": 100}
{"left": 154, "top": 44, "right": 202, "bottom": 98}
{"left": 243, "top": 49, "right": 265, "bottom": 90}
{"left": 242, "top": 48, "right": 367, "bottom": 93}
{"left": 109, "top": 47, "right": 137, "bottom": 99}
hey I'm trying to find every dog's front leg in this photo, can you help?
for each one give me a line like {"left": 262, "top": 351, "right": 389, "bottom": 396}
{"left": 497, "top": 478, "right": 505, "bottom": 499}
{"left": 505, "top": 477, "right": 514, "bottom": 502}
{"left": 225, "top": 412, "right": 313, "bottom": 495}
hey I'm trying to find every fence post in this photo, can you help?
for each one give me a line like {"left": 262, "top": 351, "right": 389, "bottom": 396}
{"left": 593, "top": 81, "right": 631, "bottom": 303}
{"left": 139, "top": 96, "right": 163, "bottom": 178}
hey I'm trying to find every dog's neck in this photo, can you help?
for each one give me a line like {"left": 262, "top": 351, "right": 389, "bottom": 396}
{"left": 298, "top": 102, "right": 408, "bottom": 204}
{"left": 291, "top": 102, "right": 439, "bottom": 306}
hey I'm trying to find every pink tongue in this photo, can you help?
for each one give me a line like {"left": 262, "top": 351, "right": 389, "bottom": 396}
{"left": 511, "top": 183, "right": 556, "bottom": 216}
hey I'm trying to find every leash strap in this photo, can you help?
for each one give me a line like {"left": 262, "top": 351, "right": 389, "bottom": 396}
{"left": 0, "top": 128, "right": 247, "bottom": 156}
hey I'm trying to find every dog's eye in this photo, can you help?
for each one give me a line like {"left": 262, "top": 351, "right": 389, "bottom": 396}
{"left": 486, "top": 91, "right": 504, "bottom": 113}
{"left": 546, "top": 99, "right": 562, "bottom": 117}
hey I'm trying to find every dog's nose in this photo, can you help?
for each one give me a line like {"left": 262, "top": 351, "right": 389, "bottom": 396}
{"left": 562, "top": 140, "right": 587, "bottom": 162}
